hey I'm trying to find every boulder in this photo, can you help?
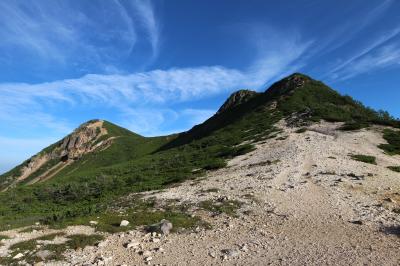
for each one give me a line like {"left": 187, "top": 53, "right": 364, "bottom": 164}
{"left": 13, "top": 253, "right": 24, "bottom": 259}
{"left": 125, "top": 240, "right": 140, "bottom": 249}
{"left": 36, "top": 250, "right": 53, "bottom": 260}
{"left": 221, "top": 249, "right": 240, "bottom": 258}
{"left": 146, "top": 219, "right": 173, "bottom": 235}
{"left": 160, "top": 220, "right": 173, "bottom": 235}
{"left": 120, "top": 220, "right": 130, "bottom": 227}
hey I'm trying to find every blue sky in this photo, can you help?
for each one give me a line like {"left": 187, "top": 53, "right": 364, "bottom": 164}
{"left": 1, "top": 0, "right": 400, "bottom": 174}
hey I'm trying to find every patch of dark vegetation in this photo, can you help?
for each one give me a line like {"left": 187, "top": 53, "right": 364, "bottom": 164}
{"left": 248, "top": 159, "right": 280, "bottom": 168}
{"left": 66, "top": 234, "right": 104, "bottom": 249}
{"left": 350, "top": 154, "right": 377, "bottom": 165}
{"left": 387, "top": 166, "right": 400, "bottom": 173}
{"left": 319, "top": 171, "right": 336, "bottom": 175}
{"left": 295, "top": 127, "right": 307, "bottom": 133}
{"left": 199, "top": 199, "right": 242, "bottom": 217}
{"left": 379, "top": 129, "right": 400, "bottom": 155}
{"left": 347, "top": 173, "right": 364, "bottom": 180}
{"left": 217, "top": 144, "right": 256, "bottom": 158}
{"left": 200, "top": 188, "right": 220, "bottom": 193}
{"left": 339, "top": 121, "right": 369, "bottom": 131}
{"left": 203, "top": 159, "right": 227, "bottom": 170}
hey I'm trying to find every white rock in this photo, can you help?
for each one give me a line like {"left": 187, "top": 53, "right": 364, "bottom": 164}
{"left": 13, "top": 253, "right": 24, "bottom": 259}
{"left": 145, "top": 256, "right": 153, "bottom": 262}
{"left": 120, "top": 220, "right": 130, "bottom": 227}
{"left": 126, "top": 241, "right": 140, "bottom": 249}
{"left": 152, "top": 238, "right": 160, "bottom": 243}
{"left": 89, "top": 221, "right": 98, "bottom": 225}
{"left": 142, "top": 250, "right": 152, "bottom": 257}
{"left": 36, "top": 250, "right": 53, "bottom": 260}
{"left": 222, "top": 249, "right": 240, "bottom": 258}
{"left": 97, "top": 240, "right": 108, "bottom": 248}
{"left": 160, "top": 219, "right": 173, "bottom": 235}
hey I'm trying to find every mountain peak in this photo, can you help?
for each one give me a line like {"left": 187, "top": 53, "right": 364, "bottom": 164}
{"left": 0, "top": 119, "right": 112, "bottom": 189}
{"left": 217, "top": 89, "right": 258, "bottom": 114}
{"left": 265, "top": 72, "right": 311, "bottom": 97}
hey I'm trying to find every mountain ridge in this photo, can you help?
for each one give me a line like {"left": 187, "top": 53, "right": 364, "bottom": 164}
{"left": 0, "top": 120, "right": 165, "bottom": 190}
{"left": 2, "top": 72, "right": 399, "bottom": 189}
{"left": 0, "top": 72, "right": 399, "bottom": 231}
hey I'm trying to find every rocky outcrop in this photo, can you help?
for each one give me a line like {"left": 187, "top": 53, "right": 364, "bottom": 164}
{"left": 217, "top": 90, "right": 258, "bottom": 114}
{"left": 6, "top": 120, "right": 111, "bottom": 187}
{"left": 57, "top": 119, "right": 108, "bottom": 161}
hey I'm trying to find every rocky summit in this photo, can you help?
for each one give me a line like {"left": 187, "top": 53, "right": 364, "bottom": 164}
{"left": 0, "top": 120, "right": 109, "bottom": 189}
{"left": 0, "top": 73, "right": 399, "bottom": 265}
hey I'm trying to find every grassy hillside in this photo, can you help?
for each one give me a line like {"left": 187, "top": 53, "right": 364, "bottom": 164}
{"left": 47, "top": 121, "right": 172, "bottom": 181}
{"left": 0, "top": 99, "right": 280, "bottom": 229}
{"left": 0, "top": 73, "right": 398, "bottom": 229}
{"left": 160, "top": 73, "right": 399, "bottom": 150}
{"left": 275, "top": 74, "right": 399, "bottom": 127}
{"left": 0, "top": 121, "right": 171, "bottom": 190}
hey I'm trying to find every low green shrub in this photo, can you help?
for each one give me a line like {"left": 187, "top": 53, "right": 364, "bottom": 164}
{"left": 388, "top": 166, "right": 400, "bottom": 173}
{"left": 339, "top": 122, "right": 369, "bottom": 131}
{"left": 0, "top": 235, "right": 9, "bottom": 240}
{"left": 199, "top": 200, "right": 242, "bottom": 217}
{"left": 203, "top": 159, "right": 227, "bottom": 170}
{"left": 295, "top": 127, "right": 307, "bottom": 133}
{"left": 66, "top": 234, "right": 104, "bottom": 250}
{"left": 350, "top": 154, "right": 377, "bottom": 165}
{"left": 379, "top": 129, "right": 400, "bottom": 155}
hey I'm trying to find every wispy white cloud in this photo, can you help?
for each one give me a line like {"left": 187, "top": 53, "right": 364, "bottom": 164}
{"left": 129, "top": 0, "right": 160, "bottom": 59}
{"left": 332, "top": 44, "right": 400, "bottom": 80}
{"left": 0, "top": 24, "right": 310, "bottom": 136}
{"left": 118, "top": 108, "right": 215, "bottom": 136}
{"left": 0, "top": 0, "right": 159, "bottom": 71}
{"left": 326, "top": 26, "right": 400, "bottom": 77}
{"left": 246, "top": 25, "right": 313, "bottom": 85}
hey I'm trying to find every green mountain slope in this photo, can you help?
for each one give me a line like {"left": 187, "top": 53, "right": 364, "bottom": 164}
{"left": 160, "top": 73, "right": 399, "bottom": 150}
{"left": 0, "top": 73, "right": 398, "bottom": 229}
{"left": 0, "top": 120, "right": 171, "bottom": 190}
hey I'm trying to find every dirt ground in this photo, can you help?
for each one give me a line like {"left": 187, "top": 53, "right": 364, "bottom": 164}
{"left": 1, "top": 121, "right": 399, "bottom": 265}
